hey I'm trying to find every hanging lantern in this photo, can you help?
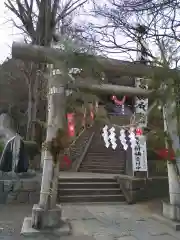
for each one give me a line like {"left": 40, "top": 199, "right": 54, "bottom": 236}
{"left": 136, "top": 128, "right": 143, "bottom": 136}
{"left": 67, "top": 113, "right": 75, "bottom": 137}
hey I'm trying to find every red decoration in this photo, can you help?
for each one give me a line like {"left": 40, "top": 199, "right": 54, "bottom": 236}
{"left": 67, "top": 113, "right": 75, "bottom": 137}
{"left": 156, "top": 148, "right": 175, "bottom": 161}
{"left": 60, "top": 155, "right": 72, "bottom": 169}
{"left": 111, "top": 95, "right": 126, "bottom": 105}
{"left": 136, "top": 128, "right": 143, "bottom": 136}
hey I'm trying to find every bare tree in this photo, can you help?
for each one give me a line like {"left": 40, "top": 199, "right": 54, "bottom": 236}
{"left": 4, "top": 0, "right": 88, "bottom": 142}
{"left": 84, "top": 0, "right": 180, "bottom": 63}
{"left": 5, "top": 0, "right": 88, "bottom": 45}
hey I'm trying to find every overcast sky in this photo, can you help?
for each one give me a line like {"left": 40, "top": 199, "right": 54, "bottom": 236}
{"left": 0, "top": 1, "right": 12, "bottom": 62}
{"left": 0, "top": 0, "right": 136, "bottom": 63}
{"left": 0, "top": 1, "right": 126, "bottom": 63}
{"left": 0, "top": 1, "right": 22, "bottom": 63}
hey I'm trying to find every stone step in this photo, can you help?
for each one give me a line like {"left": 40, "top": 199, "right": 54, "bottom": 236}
{"left": 59, "top": 188, "right": 121, "bottom": 195}
{"left": 79, "top": 168, "right": 124, "bottom": 174}
{"left": 85, "top": 154, "right": 122, "bottom": 157}
{"left": 89, "top": 143, "right": 109, "bottom": 146}
{"left": 86, "top": 154, "right": 125, "bottom": 158}
{"left": 82, "top": 159, "right": 124, "bottom": 163}
{"left": 80, "top": 164, "right": 124, "bottom": 170}
{"left": 88, "top": 150, "right": 125, "bottom": 153}
{"left": 70, "top": 150, "right": 82, "bottom": 153}
{"left": 85, "top": 154, "right": 124, "bottom": 158}
{"left": 59, "top": 177, "right": 115, "bottom": 183}
{"left": 81, "top": 162, "right": 124, "bottom": 167}
{"left": 58, "top": 194, "right": 125, "bottom": 203}
{"left": 58, "top": 182, "right": 119, "bottom": 189}
{"left": 83, "top": 158, "right": 124, "bottom": 163}
{"left": 57, "top": 174, "right": 125, "bottom": 203}
{"left": 84, "top": 156, "right": 123, "bottom": 160}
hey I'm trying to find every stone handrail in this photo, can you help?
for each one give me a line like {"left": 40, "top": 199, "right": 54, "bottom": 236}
{"left": 115, "top": 176, "right": 135, "bottom": 204}
{"left": 71, "top": 132, "right": 95, "bottom": 171}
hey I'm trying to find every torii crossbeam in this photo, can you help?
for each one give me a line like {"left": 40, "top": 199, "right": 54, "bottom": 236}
{"left": 12, "top": 42, "right": 180, "bottom": 81}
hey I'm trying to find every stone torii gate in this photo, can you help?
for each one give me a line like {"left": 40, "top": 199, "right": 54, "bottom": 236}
{"left": 11, "top": 42, "right": 180, "bottom": 238}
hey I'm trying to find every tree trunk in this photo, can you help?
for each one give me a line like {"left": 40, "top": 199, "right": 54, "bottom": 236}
{"left": 26, "top": 87, "right": 33, "bottom": 140}
{"left": 26, "top": 70, "right": 39, "bottom": 141}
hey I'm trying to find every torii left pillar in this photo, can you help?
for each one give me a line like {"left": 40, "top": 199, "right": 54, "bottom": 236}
{"left": 21, "top": 71, "right": 71, "bottom": 239}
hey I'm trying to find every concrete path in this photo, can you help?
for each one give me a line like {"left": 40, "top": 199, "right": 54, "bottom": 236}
{"left": 0, "top": 202, "right": 180, "bottom": 240}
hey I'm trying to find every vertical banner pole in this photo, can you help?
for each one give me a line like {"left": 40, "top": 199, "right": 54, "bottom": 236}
{"left": 134, "top": 25, "right": 149, "bottom": 176}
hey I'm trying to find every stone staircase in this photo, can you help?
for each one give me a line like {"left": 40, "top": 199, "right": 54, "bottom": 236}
{"left": 58, "top": 175, "right": 125, "bottom": 203}
{"left": 78, "top": 128, "right": 126, "bottom": 174}
{"left": 60, "top": 127, "right": 94, "bottom": 170}
{"left": 58, "top": 122, "right": 128, "bottom": 203}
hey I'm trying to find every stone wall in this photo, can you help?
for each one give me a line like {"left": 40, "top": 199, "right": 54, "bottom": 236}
{"left": 116, "top": 175, "right": 169, "bottom": 203}
{"left": 0, "top": 173, "right": 41, "bottom": 204}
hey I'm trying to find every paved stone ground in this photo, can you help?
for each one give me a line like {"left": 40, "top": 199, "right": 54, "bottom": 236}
{"left": 62, "top": 203, "right": 180, "bottom": 240}
{"left": 0, "top": 202, "right": 180, "bottom": 240}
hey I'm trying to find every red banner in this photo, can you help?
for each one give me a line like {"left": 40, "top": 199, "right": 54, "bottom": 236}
{"left": 67, "top": 113, "right": 75, "bottom": 137}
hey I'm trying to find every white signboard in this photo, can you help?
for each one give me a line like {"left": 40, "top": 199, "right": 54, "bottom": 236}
{"left": 132, "top": 135, "right": 148, "bottom": 172}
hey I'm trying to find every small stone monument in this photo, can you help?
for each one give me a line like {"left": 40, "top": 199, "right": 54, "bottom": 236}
{"left": 0, "top": 113, "right": 29, "bottom": 175}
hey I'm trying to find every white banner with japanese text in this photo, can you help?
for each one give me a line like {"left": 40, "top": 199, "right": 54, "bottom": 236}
{"left": 132, "top": 135, "right": 148, "bottom": 172}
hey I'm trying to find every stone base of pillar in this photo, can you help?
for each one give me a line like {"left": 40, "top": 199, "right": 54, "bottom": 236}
{"left": 162, "top": 200, "right": 180, "bottom": 222}
{"left": 21, "top": 204, "right": 71, "bottom": 239}
{"left": 152, "top": 200, "right": 180, "bottom": 231}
